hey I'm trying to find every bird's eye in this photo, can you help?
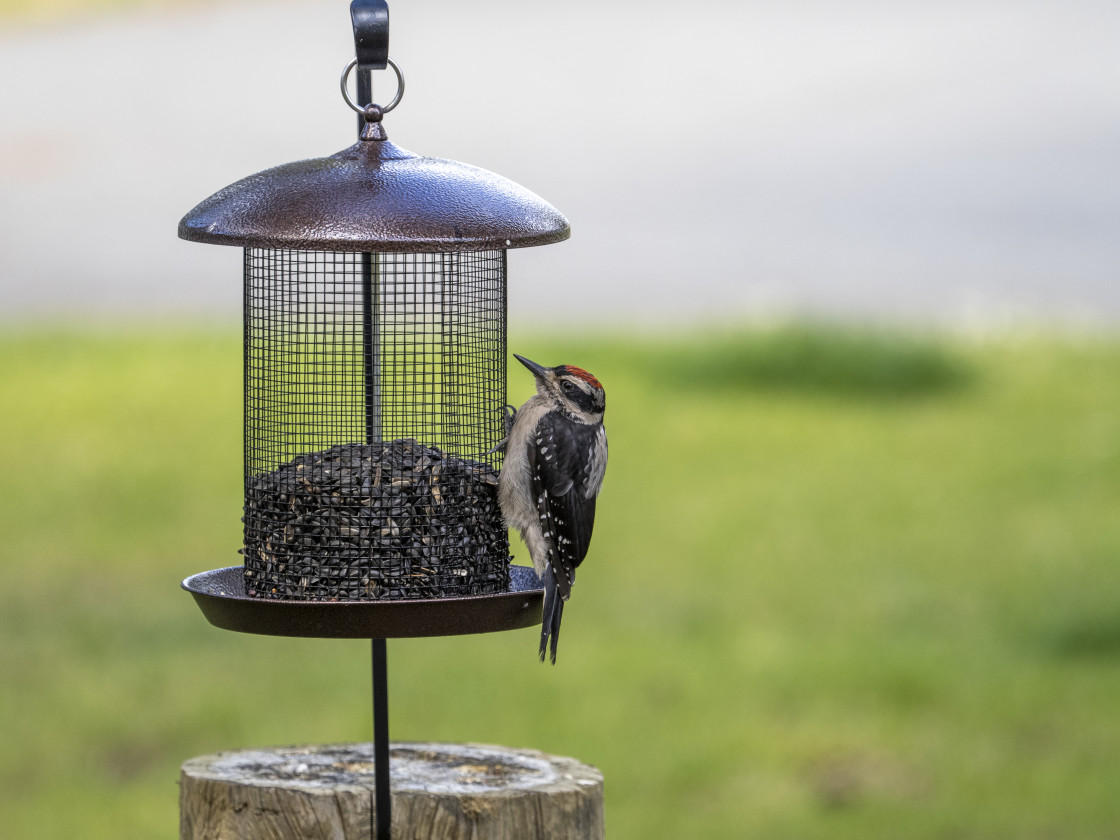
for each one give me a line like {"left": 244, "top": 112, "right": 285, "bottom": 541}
{"left": 561, "top": 380, "right": 574, "bottom": 392}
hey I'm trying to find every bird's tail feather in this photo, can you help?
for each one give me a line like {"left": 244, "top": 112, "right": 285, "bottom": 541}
{"left": 539, "top": 569, "right": 564, "bottom": 665}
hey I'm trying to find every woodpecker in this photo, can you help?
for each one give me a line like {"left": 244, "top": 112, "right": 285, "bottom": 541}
{"left": 498, "top": 354, "right": 607, "bottom": 664}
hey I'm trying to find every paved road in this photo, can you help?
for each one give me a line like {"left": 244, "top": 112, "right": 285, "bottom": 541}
{"left": 2, "top": 0, "right": 1118, "bottom": 327}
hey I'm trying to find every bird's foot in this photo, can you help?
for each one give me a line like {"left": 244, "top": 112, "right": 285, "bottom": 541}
{"left": 486, "top": 405, "right": 519, "bottom": 456}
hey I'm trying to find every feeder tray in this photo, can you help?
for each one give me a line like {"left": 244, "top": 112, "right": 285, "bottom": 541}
{"left": 182, "top": 565, "right": 544, "bottom": 638}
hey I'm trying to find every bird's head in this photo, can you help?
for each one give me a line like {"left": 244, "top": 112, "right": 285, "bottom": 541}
{"left": 514, "top": 353, "right": 606, "bottom": 423}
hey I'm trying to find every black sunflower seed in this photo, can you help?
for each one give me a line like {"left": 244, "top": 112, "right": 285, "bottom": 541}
{"left": 242, "top": 440, "right": 511, "bottom": 601}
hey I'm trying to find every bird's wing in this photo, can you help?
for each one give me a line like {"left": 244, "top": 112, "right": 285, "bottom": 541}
{"left": 527, "top": 412, "right": 599, "bottom": 600}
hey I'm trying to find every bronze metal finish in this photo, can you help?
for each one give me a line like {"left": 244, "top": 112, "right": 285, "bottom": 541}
{"left": 178, "top": 137, "right": 570, "bottom": 253}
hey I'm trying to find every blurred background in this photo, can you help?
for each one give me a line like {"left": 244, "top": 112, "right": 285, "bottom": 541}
{"left": 2, "top": 0, "right": 1119, "bottom": 838}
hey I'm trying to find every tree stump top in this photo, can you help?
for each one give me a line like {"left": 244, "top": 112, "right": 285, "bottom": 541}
{"left": 182, "top": 741, "right": 600, "bottom": 796}
{"left": 181, "top": 742, "right": 604, "bottom": 840}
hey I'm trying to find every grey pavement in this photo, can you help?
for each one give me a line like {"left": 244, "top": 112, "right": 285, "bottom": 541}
{"left": 1, "top": 0, "right": 1118, "bottom": 327}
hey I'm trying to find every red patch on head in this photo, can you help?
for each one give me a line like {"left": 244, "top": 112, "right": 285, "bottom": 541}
{"left": 559, "top": 366, "right": 602, "bottom": 389}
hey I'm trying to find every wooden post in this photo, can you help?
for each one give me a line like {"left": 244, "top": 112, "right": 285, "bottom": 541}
{"left": 180, "top": 742, "right": 605, "bottom": 840}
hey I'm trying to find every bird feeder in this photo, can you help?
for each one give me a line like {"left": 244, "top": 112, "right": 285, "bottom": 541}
{"left": 180, "top": 29, "right": 568, "bottom": 616}
{"left": 176, "top": 4, "right": 597, "bottom": 839}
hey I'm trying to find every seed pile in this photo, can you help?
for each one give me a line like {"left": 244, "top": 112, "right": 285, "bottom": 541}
{"left": 242, "top": 439, "right": 510, "bottom": 600}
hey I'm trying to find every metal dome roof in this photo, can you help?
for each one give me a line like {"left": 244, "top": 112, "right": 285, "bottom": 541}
{"left": 178, "top": 135, "right": 570, "bottom": 253}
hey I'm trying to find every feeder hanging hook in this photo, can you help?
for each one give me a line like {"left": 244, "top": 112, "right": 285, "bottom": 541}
{"left": 351, "top": 0, "right": 389, "bottom": 70}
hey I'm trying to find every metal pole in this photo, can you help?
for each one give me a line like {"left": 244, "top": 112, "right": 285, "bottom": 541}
{"left": 371, "top": 638, "right": 390, "bottom": 840}
{"left": 357, "top": 67, "right": 373, "bottom": 139}
{"left": 361, "top": 255, "right": 381, "bottom": 440}
{"left": 358, "top": 63, "right": 390, "bottom": 840}
{"left": 358, "top": 68, "right": 381, "bottom": 442}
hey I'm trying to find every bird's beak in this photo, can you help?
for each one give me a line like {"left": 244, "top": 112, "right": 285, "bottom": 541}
{"left": 513, "top": 353, "right": 550, "bottom": 381}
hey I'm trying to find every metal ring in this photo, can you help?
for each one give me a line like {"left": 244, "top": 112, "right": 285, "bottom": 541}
{"left": 340, "top": 57, "right": 405, "bottom": 116}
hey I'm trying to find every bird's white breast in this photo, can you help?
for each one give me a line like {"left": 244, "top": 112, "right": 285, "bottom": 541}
{"left": 584, "top": 424, "right": 608, "bottom": 499}
{"left": 497, "top": 395, "right": 551, "bottom": 532}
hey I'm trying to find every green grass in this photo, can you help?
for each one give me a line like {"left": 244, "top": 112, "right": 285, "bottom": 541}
{"left": 2, "top": 324, "right": 1120, "bottom": 839}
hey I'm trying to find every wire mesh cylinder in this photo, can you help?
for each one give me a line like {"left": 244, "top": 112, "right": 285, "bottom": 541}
{"left": 241, "top": 248, "right": 511, "bottom": 601}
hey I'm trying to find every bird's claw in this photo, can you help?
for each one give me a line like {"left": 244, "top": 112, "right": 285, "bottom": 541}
{"left": 486, "top": 405, "right": 519, "bottom": 456}
{"left": 502, "top": 403, "right": 518, "bottom": 437}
